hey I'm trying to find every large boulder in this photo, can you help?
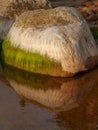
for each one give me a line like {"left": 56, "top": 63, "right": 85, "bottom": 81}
{"left": 2, "top": 7, "right": 98, "bottom": 77}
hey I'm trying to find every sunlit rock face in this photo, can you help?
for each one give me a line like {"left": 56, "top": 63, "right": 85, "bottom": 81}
{"left": 0, "top": 0, "right": 52, "bottom": 18}
{"left": 2, "top": 7, "right": 98, "bottom": 77}
{"left": 0, "top": 0, "right": 51, "bottom": 43}
{"left": 3, "top": 64, "right": 98, "bottom": 111}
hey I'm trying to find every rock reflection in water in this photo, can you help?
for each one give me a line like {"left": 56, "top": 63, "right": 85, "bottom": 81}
{"left": 3, "top": 64, "right": 97, "bottom": 112}
{"left": 0, "top": 64, "right": 98, "bottom": 130}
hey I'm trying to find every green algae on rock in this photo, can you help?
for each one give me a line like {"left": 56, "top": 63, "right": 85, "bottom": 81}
{"left": 2, "top": 38, "right": 69, "bottom": 77}
{"left": 2, "top": 7, "right": 98, "bottom": 77}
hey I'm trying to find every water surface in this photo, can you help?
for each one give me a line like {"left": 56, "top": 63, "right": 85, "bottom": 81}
{"left": 0, "top": 64, "right": 98, "bottom": 130}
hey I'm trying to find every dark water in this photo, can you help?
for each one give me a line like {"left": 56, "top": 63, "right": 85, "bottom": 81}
{"left": 0, "top": 64, "right": 98, "bottom": 130}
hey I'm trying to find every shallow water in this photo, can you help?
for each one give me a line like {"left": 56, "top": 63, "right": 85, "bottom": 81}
{"left": 0, "top": 64, "right": 98, "bottom": 130}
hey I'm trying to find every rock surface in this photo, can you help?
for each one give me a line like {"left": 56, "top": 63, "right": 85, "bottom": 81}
{"left": 49, "top": 0, "right": 98, "bottom": 27}
{"left": 0, "top": 0, "right": 52, "bottom": 42}
{"left": 0, "top": 0, "right": 98, "bottom": 42}
{"left": 2, "top": 7, "right": 98, "bottom": 77}
{"left": 0, "top": 0, "right": 52, "bottom": 18}
{"left": 0, "top": 0, "right": 98, "bottom": 26}
{"left": 0, "top": 16, "right": 14, "bottom": 42}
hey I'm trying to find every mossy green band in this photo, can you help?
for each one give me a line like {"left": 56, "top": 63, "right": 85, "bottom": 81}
{"left": 2, "top": 38, "right": 61, "bottom": 75}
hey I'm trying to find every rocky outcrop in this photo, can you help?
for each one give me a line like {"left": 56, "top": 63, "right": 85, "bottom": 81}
{"left": 2, "top": 7, "right": 98, "bottom": 77}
